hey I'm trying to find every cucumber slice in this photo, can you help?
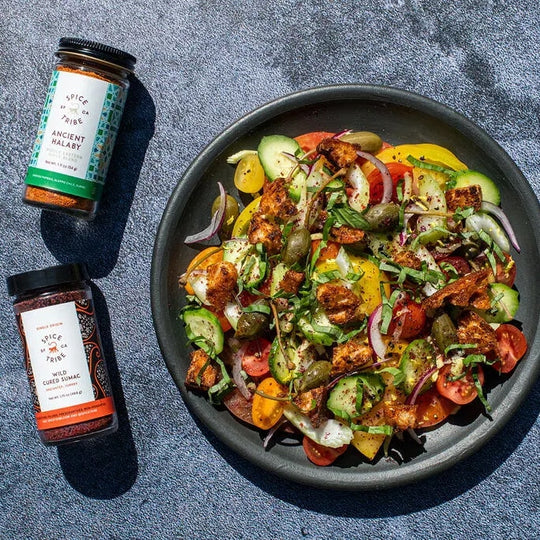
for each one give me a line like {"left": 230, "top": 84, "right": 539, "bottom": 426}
{"left": 257, "top": 135, "right": 301, "bottom": 181}
{"left": 416, "top": 173, "right": 448, "bottom": 245}
{"left": 454, "top": 170, "right": 501, "bottom": 206}
{"left": 399, "top": 339, "right": 436, "bottom": 395}
{"left": 298, "top": 309, "right": 340, "bottom": 346}
{"left": 327, "top": 373, "right": 385, "bottom": 420}
{"left": 223, "top": 238, "right": 252, "bottom": 270}
{"left": 270, "top": 262, "right": 288, "bottom": 296}
{"left": 480, "top": 283, "right": 519, "bottom": 323}
{"left": 182, "top": 307, "right": 224, "bottom": 355}
{"left": 241, "top": 253, "right": 267, "bottom": 288}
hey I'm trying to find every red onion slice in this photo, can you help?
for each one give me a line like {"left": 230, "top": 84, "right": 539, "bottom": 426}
{"left": 231, "top": 343, "right": 251, "bottom": 399}
{"left": 184, "top": 182, "right": 227, "bottom": 244}
{"left": 480, "top": 201, "right": 521, "bottom": 253}
{"left": 368, "top": 304, "right": 387, "bottom": 360}
{"left": 356, "top": 150, "right": 393, "bottom": 203}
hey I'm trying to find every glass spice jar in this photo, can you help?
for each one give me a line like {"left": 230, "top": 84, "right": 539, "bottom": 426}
{"left": 23, "top": 37, "right": 137, "bottom": 220}
{"left": 6, "top": 263, "right": 117, "bottom": 445}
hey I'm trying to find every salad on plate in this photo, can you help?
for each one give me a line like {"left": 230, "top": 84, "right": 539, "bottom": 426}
{"left": 177, "top": 129, "right": 527, "bottom": 466}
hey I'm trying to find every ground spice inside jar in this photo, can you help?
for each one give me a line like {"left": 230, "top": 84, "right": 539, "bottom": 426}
{"left": 7, "top": 263, "right": 117, "bottom": 445}
{"left": 23, "top": 37, "right": 136, "bottom": 220}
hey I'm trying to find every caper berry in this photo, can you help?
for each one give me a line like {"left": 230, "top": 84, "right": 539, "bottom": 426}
{"left": 431, "top": 313, "right": 457, "bottom": 353}
{"left": 459, "top": 238, "right": 482, "bottom": 260}
{"left": 212, "top": 194, "right": 240, "bottom": 240}
{"left": 235, "top": 312, "right": 269, "bottom": 339}
{"left": 299, "top": 360, "right": 332, "bottom": 392}
{"left": 340, "top": 131, "right": 383, "bottom": 154}
{"left": 364, "top": 203, "right": 400, "bottom": 232}
{"left": 282, "top": 227, "right": 311, "bottom": 266}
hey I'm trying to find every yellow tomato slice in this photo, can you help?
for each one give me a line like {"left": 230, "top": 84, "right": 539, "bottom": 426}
{"left": 184, "top": 247, "right": 223, "bottom": 295}
{"left": 234, "top": 154, "right": 265, "bottom": 194}
{"left": 231, "top": 197, "right": 261, "bottom": 237}
{"left": 251, "top": 377, "right": 287, "bottom": 430}
{"left": 361, "top": 143, "right": 468, "bottom": 178}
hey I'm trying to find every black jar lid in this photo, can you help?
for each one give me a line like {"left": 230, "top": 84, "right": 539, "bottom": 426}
{"left": 6, "top": 263, "right": 89, "bottom": 297}
{"left": 57, "top": 37, "right": 137, "bottom": 72}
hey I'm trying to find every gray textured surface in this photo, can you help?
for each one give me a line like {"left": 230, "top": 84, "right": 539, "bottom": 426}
{"left": 0, "top": 1, "right": 539, "bottom": 539}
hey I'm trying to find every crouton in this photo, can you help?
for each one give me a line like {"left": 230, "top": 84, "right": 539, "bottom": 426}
{"left": 331, "top": 340, "right": 374, "bottom": 377}
{"left": 456, "top": 310, "right": 498, "bottom": 355}
{"left": 185, "top": 349, "right": 219, "bottom": 392}
{"left": 445, "top": 185, "right": 483, "bottom": 212}
{"left": 206, "top": 261, "right": 238, "bottom": 310}
{"left": 382, "top": 403, "right": 418, "bottom": 431}
{"left": 278, "top": 269, "right": 305, "bottom": 295}
{"left": 316, "top": 283, "right": 361, "bottom": 326}
{"left": 422, "top": 269, "right": 492, "bottom": 312}
{"left": 317, "top": 138, "right": 359, "bottom": 169}
{"left": 391, "top": 248, "right": 423, "bottom": 270}
{"left": 329, "top": 225, "right": 366, "bottom": 245}
{"left": 248, "top": 214, "right": 283, "bottom": 254}
{"left": 292, "top": 386, "right": 328, "bottom": 427}
{"left": 258, "top": 178, "right": 297, "bottom": 221}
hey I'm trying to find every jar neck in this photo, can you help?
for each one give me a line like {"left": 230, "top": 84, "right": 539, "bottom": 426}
{"left": 55, "top": 52, "right": 131, "bottom": 86}
{"left": 13, "top": 281, "right": 89, "bottom": 305}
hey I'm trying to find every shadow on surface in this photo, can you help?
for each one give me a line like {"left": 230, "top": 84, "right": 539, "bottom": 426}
{"left": 199, "top": 377, "right": 539, "bottom": 517}
{"left": 40, "top": 77, "right": 155, "bottom": 278}
{"left": 58, "top": 284, "right": 138, "bottom": 498}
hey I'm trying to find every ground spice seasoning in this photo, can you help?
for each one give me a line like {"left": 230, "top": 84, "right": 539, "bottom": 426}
{"left": 23, "top": 37, "right": 136, "bottom": 220}
{"left": 7, "top": 263, "right": 117, "bottom": 445}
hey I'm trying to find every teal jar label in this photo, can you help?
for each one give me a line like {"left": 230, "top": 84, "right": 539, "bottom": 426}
{"left": 25, "top": 69, "right": 127, "bottom": 201}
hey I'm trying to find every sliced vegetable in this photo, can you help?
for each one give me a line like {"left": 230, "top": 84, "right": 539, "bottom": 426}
{"left": 327, "top": 373, "right": 385, "bottom": 419}
{"left": 184, "top": 247, "right": 223, "bottom": 295}
{"left": 415, "top": 387, "right": 459, "bottom": 428}
{"left": 283, "top": 405, "right": 354, "bottom": 448}
{"left": 231, "top": 197, "right": 261, "bottom": 237}
{"left": 436, "top": 364, "right": 484, "bottom": 405}
{"left": 234, "top": 153, "right": 265, "bottom": 193}
{"left": 357, "top": 150, "right": 393, "bottom": 204}
{"left": 251, "top": 377, "right": 287, "bottom": 429}
{"left": 185, "top": 182, "right": 227, "bottom": 243}
{"left": 466, "top": 213, "right": 510, "bottom": 253}
{"left": 268, "top": 337, "right": 295, "bottom": 384}
{"left": 294, "top": 131, "right": 335, "bottom": 153}
{"left": 302, "top": 436, "right": 348, "bottom": 466}
{"left": 399, "top": 339, "right": 436, "bottom": 395}
{"left": 182, "top": 307, "right": 224, "bottom": 355}
{"left": 454, "top": 170, "right": 500, "bottom": 205}
{"left": 493, "top": 324, "right": 527, "bottom": 373}
{"left": 481, "top": 283, "right": 519, "bottom": 323}
{"left": 258, "top": 135, "right": 301, "bottom": 181}
{"left": 241, "top": 338, "right": 272, "bottom": 377}
{"left": 480, "top": 201, "right": 520, "bottom": 252}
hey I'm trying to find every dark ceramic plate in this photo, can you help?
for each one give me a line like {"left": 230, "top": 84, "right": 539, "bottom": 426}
{"left": 151, "top": 85, "right": 540, "bottom": 490}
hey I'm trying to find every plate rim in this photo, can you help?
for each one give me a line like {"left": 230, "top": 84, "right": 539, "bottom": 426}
{"left": 151, "top": 83, "right": 540, "bottom": 490}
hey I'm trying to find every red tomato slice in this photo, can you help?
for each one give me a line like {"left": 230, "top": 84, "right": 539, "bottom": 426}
{"left": 302, "top": 436, "right": 348, "bottom": 466}
{"left": 387, "top": 299, "right": 426, "bottom": 339}
{"left": 294, "top": 131, "right": 335, "bottom": 153}
{"left": 241, "top": 338, "right": 272, "bottom": 377}
{"left": 310, "top": 239, "right": 340, "bottom": 263}
{"left": 495, "top": 253, "right": 517, "bottom": 287}
{"left": 493, "top": 324, "right": 527, "bottom": 373}
{"left": 436, "top": 364, "right": 484, "bottom": 405}
{"left": 437, "top": 256, "right": 471, "bottom": 278}
{"left": 415, "top": 387, "right": 459, "bottom": 428}
{"left": 367, "top": 162, "right": 413, "bottom": 204}
{"left": 222, "top": 389, "right": 254, "bottom": 425}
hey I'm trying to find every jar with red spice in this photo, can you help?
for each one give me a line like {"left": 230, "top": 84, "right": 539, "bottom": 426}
{"left": 6, "top": 263, "right": 117, "bottom": 445}
{"left": 23, "top": 37, "right": 136, "bottom": 219}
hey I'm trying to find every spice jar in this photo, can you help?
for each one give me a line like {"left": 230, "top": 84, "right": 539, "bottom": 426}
{"left": 23, "top": 37, "right": 136, "bottom": 220}
{"left": 7, "top": 263, "right": 117, "bottom": 445}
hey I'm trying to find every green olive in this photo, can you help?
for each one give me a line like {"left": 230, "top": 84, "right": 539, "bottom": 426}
{"left": 364, "top": 203, "right": 400, "bottom": 232}
{"left": 431, "top": 313, "right": 457, "bottom": 353}
{"left": 212, "top": 194, "right": 240, "bottom": 240}
{"left": 340, "top": 131, "right": 383, "bottom": 154}
{"left": 282, "top": 227, "right": 311, "bottom": 266}
{"left": 234, "top": 312, "right": 269, "bottom": 339}
{"left": 299, "top": 360, "right": 332, "bottom": 392}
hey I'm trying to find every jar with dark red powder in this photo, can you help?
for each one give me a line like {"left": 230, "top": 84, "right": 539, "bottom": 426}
{"left": 6, "top": 263, "right": 117, "bottom": 445}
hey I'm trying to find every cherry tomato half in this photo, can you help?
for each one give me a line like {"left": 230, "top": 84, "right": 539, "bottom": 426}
{"left": 241, "top": 338, "right": 272, "bottom": 377}
{"left": 415, "top": 387, "right": 459, "bottom": 428}
{"left": 367, "top": 162, "right": 413, "bottom": 204}
{"left": 438, "top": 256, "right": 471, "bottom": 279}
{"left": 294, "top": 131, "right": 335, "bottom": 153}
{"left": 222, "top": 388, "right": 254, "bottom": 425}
{"left": 436, "top": 364, "right": 484, "bottom": 405}
{"left": 493, "top": 324, "right": 527, "bottom": 373}
{"left": 387, "top": 299, "right": 426, "bottom": 339}
{"left": 495, "top": 253, "right": 517, "bottom": 287}
{"left": 302, "top": 436, "right": 348, "bottom": 466}
{"left": 251, "top": 377, "right": 287, "bottom": 430}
